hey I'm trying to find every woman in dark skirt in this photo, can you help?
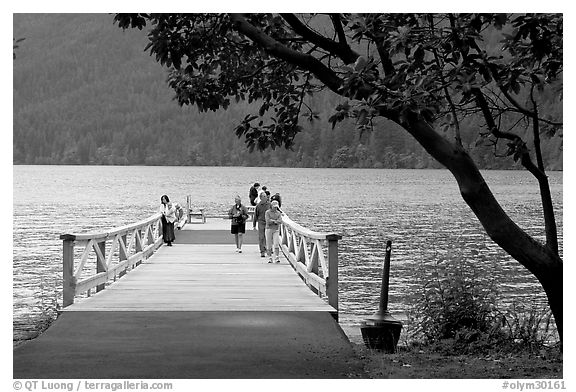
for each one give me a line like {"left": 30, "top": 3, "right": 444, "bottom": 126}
{"left": 159, "top": 194, "right": 176, "bottom": 246}
{"left": 228, "top": 195, "right": 249, "bottom": 253}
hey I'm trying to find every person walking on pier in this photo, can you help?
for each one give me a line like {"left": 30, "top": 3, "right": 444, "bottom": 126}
{"left": 253, "top": 192, "right": 270, "bottom": 258}
{"left": 159, "top": 195, "right": 176, "bottom": 246}
{"left": 229, "top": 195, "right": 249, "bottom": 253}
{"left": 265, "top": 200, "right": 284, "bottom": 263}
{"left": 261, "top": 185, "right": 271, "bottom": 199}
{"left": 270, "top": 192, "right": 282, "bottom": 208}
{"left": 249, "top": 183, "right": 260, "bottom": 206}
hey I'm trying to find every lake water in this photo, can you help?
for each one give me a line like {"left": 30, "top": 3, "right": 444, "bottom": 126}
{"left": 12, "top": 165, "right": 563, "bottom": 343}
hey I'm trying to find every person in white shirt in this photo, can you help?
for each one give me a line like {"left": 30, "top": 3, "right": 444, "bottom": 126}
{"left": 159, "top": 194, "right": 176, "bottom": 246}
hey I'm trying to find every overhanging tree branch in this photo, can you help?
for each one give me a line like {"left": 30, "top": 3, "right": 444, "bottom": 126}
{"left": 498, "top": 84, "right": 562, "bottom": 126}
{"left": 473, "top": 89, "right": 545, "bottom": 180}
{"left": 529, "top": 84, "right": 559, "bottom": 255}
{"left": 475, "top": 87, "right": 558, "bottom": 253}
{"left": 428, "top": 15, "right": 462, "bottom": 147}
{"left": 230, "top": 14, "right": 345, "bottom": 95}
{"left": 280, "top": 13, "right": 359, "bottom": 65}
{"left": 484, "top": 61, "right": 563, "bottom": 127}
{"left": 530, "top": 85, "right": 545, "bottom": 172}
{"left": 330, "top": 14, "right": 349, "bottom": 47}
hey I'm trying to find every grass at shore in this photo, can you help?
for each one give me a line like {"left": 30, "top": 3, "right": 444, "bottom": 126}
{"left": 351, "top": 342, "right": 562, "bottom": 379}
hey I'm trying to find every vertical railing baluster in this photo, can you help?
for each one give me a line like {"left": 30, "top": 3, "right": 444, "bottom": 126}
{"left": 147, "top": 225, "right": 152, "bottom": 248}
{"left": 135, "top": 228, "right": 143, "bottom": 266}
{"left": 96, "top": 241, "right": 106, "bottom": 292}
{"left": 310, "top": 240, "right": 319, "bottom": 275}
{"left": 119, "top": 233, "right": 128, "bottom": 278}
{"left": 62, "top": 235, "right": 76, "bottom": 307}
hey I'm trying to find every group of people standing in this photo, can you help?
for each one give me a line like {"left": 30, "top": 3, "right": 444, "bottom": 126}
{"left": 230, "top": 183, "right": 283, "bottom": 263}
{"left": 249, "top": 182, "right": 282, "bottom": 208}
{"left": 158, "top": 185, "right": 284, "bottom": 264}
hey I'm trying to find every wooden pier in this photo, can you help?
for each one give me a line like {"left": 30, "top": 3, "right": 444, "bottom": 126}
{"left": 13, "top": 207, "right": 364, "bottom": 379}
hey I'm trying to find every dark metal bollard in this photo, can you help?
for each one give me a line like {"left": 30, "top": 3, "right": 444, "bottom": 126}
{"left": 360, "top": 240, "right": 403, "bottom": 352}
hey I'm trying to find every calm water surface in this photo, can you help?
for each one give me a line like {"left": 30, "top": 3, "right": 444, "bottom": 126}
{"left": 12, "top": 165, "right": 563, "bottom": 343}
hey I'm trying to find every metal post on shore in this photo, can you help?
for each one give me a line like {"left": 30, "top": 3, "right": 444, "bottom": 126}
{"left": 360, "top": 240, "right": 403, "bottom": 352}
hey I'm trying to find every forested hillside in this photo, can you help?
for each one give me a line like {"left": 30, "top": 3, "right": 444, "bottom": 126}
{"left": 13, "top": 14, "right": 563, "bottom": 169}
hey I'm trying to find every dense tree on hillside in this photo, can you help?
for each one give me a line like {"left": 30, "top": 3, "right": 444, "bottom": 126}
{"left": 113, "top": 13, "right": 563, "bottom": 339}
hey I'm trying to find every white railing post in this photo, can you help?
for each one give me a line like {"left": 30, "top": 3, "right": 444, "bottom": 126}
{"left": 62, "top": 235, "right": 76, "bottom": 308}
{"left": 326, "top": 234, "right": 341, "bottom": 313}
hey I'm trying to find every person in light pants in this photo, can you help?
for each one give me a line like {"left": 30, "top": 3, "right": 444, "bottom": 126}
{"left": 253, "top": 192, "right": 270, "bottom": 257}
{"left": 265, "top": 200, "right": 283, "bottom": 263}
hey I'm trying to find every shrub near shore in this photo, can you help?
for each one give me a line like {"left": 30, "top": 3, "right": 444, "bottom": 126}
{"left": 410, "top": 255, "right": 559, "bottom": 351}
{"left": 355, "top": 255, "right": 562, "bottom": 378}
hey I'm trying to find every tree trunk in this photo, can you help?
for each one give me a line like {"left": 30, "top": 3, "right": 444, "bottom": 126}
{"left": 403, "top": 114, "right": 563, "bottom": 340}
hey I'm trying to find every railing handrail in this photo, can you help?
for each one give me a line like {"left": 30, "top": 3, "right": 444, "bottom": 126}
{"left": 280, "top": 214, "right": 342, "bottom": 241}
{"left": 60, "top": 212, "right": 162, "bottom": 241}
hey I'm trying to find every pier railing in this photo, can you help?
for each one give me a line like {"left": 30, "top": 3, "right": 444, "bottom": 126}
{"left": 59, "top": 209, "right": 341, "bottom": 314}
{"left": 279, "top": 216, "right": 341, "bottom": 312}
{"left": 60, "top": 213, "right": 164, "bottom": 307}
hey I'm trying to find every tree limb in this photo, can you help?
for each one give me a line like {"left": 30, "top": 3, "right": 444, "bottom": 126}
{"left": 473, "top": 89, "right": 546, "bottom": 183}
{"left": 530, "top": 85, "right": 559, "bottom": 255}
{"left": 230, "top": 14, "right": 345, "bottom": 95}
{"left": 330, "top": 14, "right": 348, "bottom": 47}
{"left": 429, "top": 15, "right": 462, "bottom": 147}
{"left": 375, "top": 41, "right": 395, "bottom": 77}
{"left": 484, "top": 62, "right": 563, "bottom": 127}
{"left": 530, "top": 85, "right": 545, "bottom": 172}
{"left": 480, "top": 49, "right": 560, "bottom": 257}
{"left": 280, "top": 13, "right": 359, "bottom": 65}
